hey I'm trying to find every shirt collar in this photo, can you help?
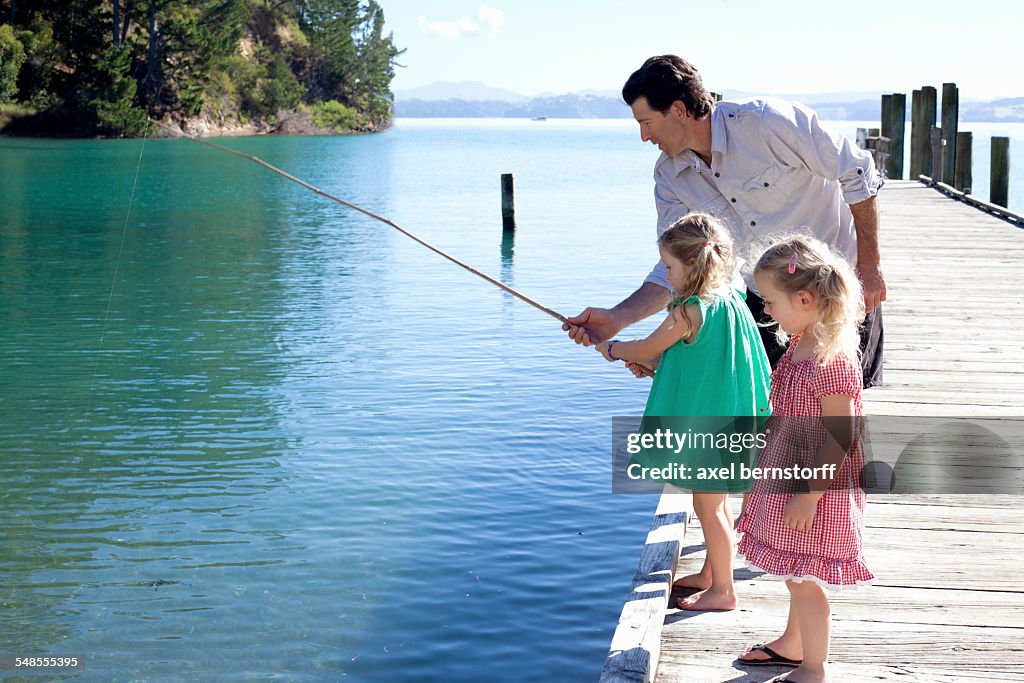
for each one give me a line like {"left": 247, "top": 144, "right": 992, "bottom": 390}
{"left": 710, "top": 105, "right": 728, "bottom": 156}
{"left": 654, "top": 108, "right": 728, "bottom": 176}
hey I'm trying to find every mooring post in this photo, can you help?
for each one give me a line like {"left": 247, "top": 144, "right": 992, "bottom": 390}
{"left": 941, "top": 83, "right": 959, "bottom": 185}
{"left": 501, "top": 173, "right": 516, "bottom": 232}
{"left": 888, "top": 93, "right": 906, "bottom": 180}
{"left": 930, "top": 127, "right": 944, "bottom": 183}
{"left": 911, "top": 86, "right": 937, "bottom": 178}
{"left": 881, "top": 94, "right": 893, "bottom": 143}
{"left": 954, "top": 132, "right": 973, "bottom": 194}
{"left": 991, "top": 137, "right": 1010, "bottom": 208}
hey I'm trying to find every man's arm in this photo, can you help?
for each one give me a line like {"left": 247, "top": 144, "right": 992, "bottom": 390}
{"left": 849, "top": 195, "right": 886, "bottom": 313}
{"left": 564, "top": 282, "right": 672, "bottom": 346}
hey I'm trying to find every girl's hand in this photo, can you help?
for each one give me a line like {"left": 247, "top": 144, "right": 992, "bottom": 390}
{"left": 783, "top": 494, "right": 819, "bottom": 532}
{"left": 625, "top": 361, "right": 655, "bottom": 378}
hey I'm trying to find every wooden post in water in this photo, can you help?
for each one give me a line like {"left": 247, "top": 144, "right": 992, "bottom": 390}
{"left": 501, "top": 173, "right": 516, "bottom": 233}
{"left": 941, "top": 83, "right": 959, "bottom": 185}
{"left": 888, "top": 93, "right": 906, "bottom": 180}
{"left": 911, "top": 86, "right": 937, "bottom": 178}
{"left": 930, "top": 127, "right": 945, "bottom": 183}
{"left": 954, "top": 132, "right": 973, "bottom": 193}
{"left": 881, "top": 94, "right": 892, "bottom": 144}
{"left": 991, "top": 137, "right": 1010, "bottom": 208}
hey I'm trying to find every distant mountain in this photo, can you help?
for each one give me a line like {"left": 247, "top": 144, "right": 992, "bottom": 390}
{"left": 726, "top": 90, "right": 888, "bottom": 105}
{"left": 393, "top": 81, "right": 526, "bottom": 103}
{"left": 961, "top": 97, "right": 1024, "bottom": 122}
{"left": 394, "top": 83, "right": 1024, "bottom": 122}
{"left": 395, "top": 93, "right": 630, "bottom": 119}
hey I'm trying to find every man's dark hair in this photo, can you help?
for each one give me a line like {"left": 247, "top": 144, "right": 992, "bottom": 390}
{"left": 622, "top": 55, "right": 715, "bottom": 119}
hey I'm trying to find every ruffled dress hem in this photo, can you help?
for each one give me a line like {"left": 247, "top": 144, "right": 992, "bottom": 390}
{"left": 737, "top": 535, "right": 874, "bottom": 591}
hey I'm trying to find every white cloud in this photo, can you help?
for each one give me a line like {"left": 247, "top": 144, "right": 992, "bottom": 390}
{"left": 418, "top": 5, "right": 505, "bottom": 40}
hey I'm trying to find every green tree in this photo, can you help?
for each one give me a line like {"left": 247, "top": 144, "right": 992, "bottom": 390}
{"left": 351, "top": 0, "right": 401, "bottom": 122}
{"left": 90, "top": 44, "right": 149, "bottom": 136}
{"left": 1, "top": 0, "right": 403, "bottom": 136}
{"left": 295, "top": 0, "right": 360, "bottom": 101}
{"left": 15, "top": 15, "right": 59, "bottom": 107}
{"left": 0, "top": 24, "right": 26, "bottom": 103}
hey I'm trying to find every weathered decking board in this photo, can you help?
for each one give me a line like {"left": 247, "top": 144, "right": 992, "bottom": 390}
{"left": 607, "top": 181, "right": 1024, "bottom": 682}
{"left": 654, "top": 495, "right": 1024, "bottom": 682}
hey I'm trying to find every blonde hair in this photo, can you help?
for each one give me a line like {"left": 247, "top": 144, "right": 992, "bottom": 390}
{"left": 658, "top": 213, "right": 736, "bottom": 308}
{"left": 753, "top": 235, "right": 865, "bottom": 366}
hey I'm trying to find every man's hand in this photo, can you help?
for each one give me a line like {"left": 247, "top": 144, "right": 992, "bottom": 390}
{"left": 857, "top": 262, "right": 887, "bottom": 313}
{"left": 563, "top": 307, "right": 621, "bottom": 347}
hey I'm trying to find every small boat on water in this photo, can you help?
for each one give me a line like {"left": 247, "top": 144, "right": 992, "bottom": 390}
{"left": 531, "top": 116, "right": 547, "bottom": 121}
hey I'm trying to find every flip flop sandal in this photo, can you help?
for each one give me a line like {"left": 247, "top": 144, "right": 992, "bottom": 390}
{"left": 735, "top": 643, "right": 802, "bottom": 667}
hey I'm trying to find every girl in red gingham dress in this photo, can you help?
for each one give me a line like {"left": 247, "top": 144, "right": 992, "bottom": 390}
{"left": 735, "top": 235, "right": 872, "bottom": 683}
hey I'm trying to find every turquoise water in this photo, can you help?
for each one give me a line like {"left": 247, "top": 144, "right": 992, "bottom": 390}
{"left": 0, "top": 121, "right": 667, "bottom": 682}
{"left": 2, "top": 117, "right": 1021, "bottom": 682}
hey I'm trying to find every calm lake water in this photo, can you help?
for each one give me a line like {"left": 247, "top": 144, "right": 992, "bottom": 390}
{"left": 1, "top": 117, "right": 1021, "bottom": 682}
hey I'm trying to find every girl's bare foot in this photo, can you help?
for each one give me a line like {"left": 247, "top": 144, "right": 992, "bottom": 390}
{"left": 672, "top": 571, "right": 712, "bottom": 590}
{"left": 676, "top": 588, "right": 737, "bottom": 611}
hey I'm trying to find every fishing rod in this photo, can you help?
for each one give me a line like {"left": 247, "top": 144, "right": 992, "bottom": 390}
{"left": 153, "top": 122, "right": 568, "bottom": 324}
{"left": 153, "top": 122, "right": 655, "bottom": 378}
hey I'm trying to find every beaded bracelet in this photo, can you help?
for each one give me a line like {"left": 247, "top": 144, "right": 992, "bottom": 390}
{"left": 607, "top": 339, "right": 622, "bottom": 362}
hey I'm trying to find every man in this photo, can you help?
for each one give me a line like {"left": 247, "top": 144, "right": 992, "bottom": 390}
{"left": 564, "top": 55, "right": 885, "bottom": 387}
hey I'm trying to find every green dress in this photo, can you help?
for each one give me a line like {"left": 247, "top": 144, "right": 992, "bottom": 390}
{"left": 632, "top": 288, "right": 772, "bottom": 493}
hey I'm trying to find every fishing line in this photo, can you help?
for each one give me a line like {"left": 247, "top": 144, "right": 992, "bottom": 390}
{"left": 90, "top": 128, "right": 149, "bottom": 408}
{"left": 152, "top": 122, "right": 568, "bottom": 324}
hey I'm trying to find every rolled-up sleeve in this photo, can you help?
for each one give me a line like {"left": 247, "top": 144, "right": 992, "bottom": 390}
{"left": 762, "top": 101, "right": 883, "bottom": 206}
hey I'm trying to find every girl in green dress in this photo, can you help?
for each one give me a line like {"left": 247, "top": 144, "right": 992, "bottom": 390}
{"left": 597, "top": 213, "right": 771, "bottom": 611}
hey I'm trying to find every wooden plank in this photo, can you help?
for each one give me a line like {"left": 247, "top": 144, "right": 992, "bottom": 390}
{"left": 601, "top": 486, "right": 690, "bottom": 683}
{"left": 647, "top": 180, "right": 1024, "bottom": 682}
{"left": 725, "top": 581, "right": 1024, "bottom": 628}
{"left": 655, "top": 499, "right": 1024, "bottom": 682}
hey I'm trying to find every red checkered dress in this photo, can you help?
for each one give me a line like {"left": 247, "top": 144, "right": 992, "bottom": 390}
{"left": 736, "top": 336, "right": 874, "bottom": 589}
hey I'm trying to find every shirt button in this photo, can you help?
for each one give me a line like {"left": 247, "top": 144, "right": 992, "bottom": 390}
{"left": 714, "top": 172, "right": 720, "bottom": 178}
{"left": 731, "top": 197, "right": 736, "bottom": 203}
{"left": 751, "top": 221, "right": 757, "bottom": 227}
{"left": 763, "top": 182, "right": 769, "bottom": 187}
{"left": 857, "top": 169, "right": 863, "bottom": 175}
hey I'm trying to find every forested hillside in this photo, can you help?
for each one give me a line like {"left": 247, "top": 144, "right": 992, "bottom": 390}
{"left": 0, "top": 0, "right": 403, "bottom": 137}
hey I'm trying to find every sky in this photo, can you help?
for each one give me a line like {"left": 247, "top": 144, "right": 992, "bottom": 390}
{"left": 380, "top": 0, "right": 1022, "bottom": 101}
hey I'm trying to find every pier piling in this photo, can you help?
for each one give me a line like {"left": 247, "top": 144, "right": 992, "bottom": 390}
{"left": 955, "top": 132, "right": 973, "bottom": 193}
{"left": 911, "top": 86, "right": 937, "bottom": 178}
{"left": 941, "top": 83, "right": 959, "bottom": 184}
{"left": 501, "top": 173, "right": 516, "bottom": 232}
{"left": 991, "top": 137, "right": 1010, "bottom": 208}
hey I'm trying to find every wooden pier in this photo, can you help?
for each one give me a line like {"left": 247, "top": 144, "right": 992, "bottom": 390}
{"left": 601, "top": 180, "right": 1024, "bottom": 682}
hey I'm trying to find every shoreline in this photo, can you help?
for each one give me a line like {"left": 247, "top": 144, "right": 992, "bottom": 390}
{"left": 0, "top": 109, "right": 392, "bottom": 139}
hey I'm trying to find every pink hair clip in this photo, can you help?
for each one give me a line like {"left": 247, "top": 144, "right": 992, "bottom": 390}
{"left": 704, "top": 241, "right": 713, "bottom": 248}
{"left": 787, "top": 251, "right": 798, "bottom": 274}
